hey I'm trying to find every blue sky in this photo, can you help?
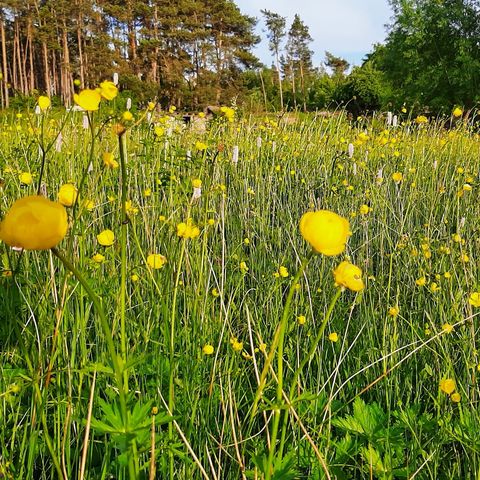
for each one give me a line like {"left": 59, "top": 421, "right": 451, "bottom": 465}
{"left": 235, "top": 0, "right": 393, "bottom": 70}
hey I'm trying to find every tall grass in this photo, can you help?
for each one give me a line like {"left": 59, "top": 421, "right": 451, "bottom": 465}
{"left": 0, "top": 106, "right": 479, "bottom": 479}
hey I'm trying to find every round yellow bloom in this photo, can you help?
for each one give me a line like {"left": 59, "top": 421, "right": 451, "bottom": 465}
{"left": 452, "top": 107, "right": 463, "bottom": 118}
{"left": 203, "top": 344, "right": 214, "bottom": 355}
{"left": 57, "top": 183, "right": 78, "bottom": 207}
{"left": 74, "top": 89, "right": 101, "bottom": 111}
{"left": 99, "top": 81, "right": 118, "bottom": 100}
{"left": 388, "top": 306, "right": 400, "bottom": 317}
{"left": 439, "top": 378, "right": 456, "bottom": 395}
{"left": 468, "top": 292, "right": 480, "bottom": 307}
{"left": 328, "top": 332, "right": 339, "bottom": 342}
{"left": 147, "top": 253, "right": 167, "bottom": 269}
{"left": 392, "top": 172, "right": 403, "bottom": 183}
{"left": 19, "top": 172, "right": 33, "bottom": 185}
{"left": 103, "top": 152, "right": 119, "bottom": 169}
{"left": 92, "top": 253, "right": 105, "bottom": 263}
{"left": 333, "top": 261, "right": 365, "bottom": 292}
{"left": 97, "top": 229, "right": 115, "bottom": 246}
{"left": 415, "top": 115, "right": 428, "bottom": 124}
{"left": 192, "top": 178, "right": 202, "bottom": 188}
{"left": 359, "top": 204, "right": 370, "bottom": 215}
{"left": 297, "top": 315, "right": 306, "bottom": 325}
{"left": 122, "top": 111, "right": 133, "bottom": 122}
{"left": 278, "top": 266, "right": 289, "bottom": 278}
{"left": 0, "top": 195, "right": 68, "bottom": 250}
{"left": 38, "top": 96, "right": 51, "bottom": 111}
{"left": 177, "top": 220, "right": 200, "bottom": 239}
{"left": 450, "top": 392, "right": 461, "bottom": 403}
{"left": 299, "top": 210, "right": 351, "bottom": 256}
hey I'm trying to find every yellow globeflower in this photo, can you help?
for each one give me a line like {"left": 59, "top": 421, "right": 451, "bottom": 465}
{"left": 299, "top": 210, "right": 351, "bottom": 256}
{"left": 74, "top": 89, "right": 101, "bottom": 111}
{"left": 97, "top": 229, "right": 115, "bottom": 246}
{"left": 99, "top": 81, "right": 118, "bottom": 100}
{"left": 333, "top": 261, "right": 365, "bottom": 292}
{"left": 192, "top": 178, "right": 202, "bottom": 188}
{"left": 0, "top": 195, "right": 68, "bottom": 250}
{"left": 439, "top": 378, "right": 456, "bottom": 395}
{"left": 177, "top": 219, "right": 200, "bottom": 239}
{"left": 57, "top": 183, "right": 78, "bottom": 207}
{"left": 122, "top": 111, "right": 133, "bottom": 122}
{"left": 468, "top": 292, "right": 480, "bottom": 307}
{"left": 92, "top": 253, "right": 106, "bottom": 263}
{"left": 452, "top": 107, "right": 463, "bottom": 118}
{"left": 103, "top": 152, "right": 119, "bottom": 169}
{"left": 202, "top": 344, "right": 214, "bottom": 355}
{"left": 147, "top": 253, "right": 167, "bottom": 269}
{"left": 38, "top": 96, "right": 51, "bottom": 111}
{"left": 19, "top": 172, "right": 33, "bottom": 185}
{"left": 392, "top": 172, "right": 403, "bottom": 183}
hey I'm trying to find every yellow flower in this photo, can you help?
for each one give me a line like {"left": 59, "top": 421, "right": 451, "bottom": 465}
{"left": 333, "top": 261, "right": 365, "bottom": 292}
{"left": 203, "top": 344, "right": 214, "bottom": 355}
{"left": 97, "top": 229, "right": 115, "bottom": 246}
{"left": 99, "top": 81, "right": 118, "bottom": 100}
{"left": 239, "top": 261, "right": 249, "bottom": 273}
{"left": 359, "top": 204, "right": 370, "bottom": 215}
{"left": 195, "top": 141, "right": 207, "bottom": 151}
{"left": 38, "top": 96, "right": 51, "bottom": 111}
{"left": 103, "top": 152, "right": 119, "bottom": 169}
{"left": 177, "top": 219, "right": 200, "bottom": 239}
{"left": 131, "top": 273, "right": 139, "bottom": 282}
{"left": 442, "top": 323, "right": 453, "bottom": 333}
{"left": 297, "top": 315, "right": 306, "bottom": 325}
{"left": 450, "top": 392, "right": 461, "bottom": 403}
{"left": 154, "top": 126, "right": 164, "bottom": 137}
{"left": 231, "top": 337, "right": 243, "bottom": 352}
{"left": 192, "top": 178, "right": 202, "bottom": 189}
{"left": 439, "top": 378, "right": 456, "bottom": 395}
{"left": 147, "top": 253, "right": 167, "bottom": 269}
{"left": 57, "top": 183, "right": 78, "bottom": 207}
{"left": 92, "top": 253, "right": 105, "bottom": 263}
{"left": 415, "top": 276, "right": 427, "bottom": 286}
{"left": 299, "top": 210, "right": 351, "bottom": 256}
{"left": 83, "top": 199, "right": 95, "bottom": 211}
{"left": 328, "top": 332, "right": 339, "bottom": 342}
{"left": 392, "top": 172, "right": 403, "bottom": 183}
{"left": 278, "top": 266, "right": 289, "bottom": 278}
{"left": 415, "top": 115, "right": 428, "bottom": 124}
{"left": 19, "top": 172, "right": 33, "bottom": 185}
{"left": 122, "top": 111, "right": 133, "bottom": 122}
{"left": 147, "top": 102, "right": 155, "bottom": 111}
{"left": 388, "top": 306, "right": 400, "bottom": 317}
{"left": 74, "top": 89, "right": 101, "bottom": 111}
{"left": 468, "top": 292, "right": 480, "bottom": 307}
{"left": 0, "top": 195, "right": 68, "bottom": 250}
{"left": 452, "top": 107, "right": 463, "bottom": 118}
{"left": 430, "top": 282, "right": 440, "bottom": 293}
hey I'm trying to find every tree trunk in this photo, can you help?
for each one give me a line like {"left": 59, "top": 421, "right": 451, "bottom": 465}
{"left": 0, "top": 11, "right": 9, "bottom": 107}
{"left": 275, "top": 50, "right": 284, "bottom": 111}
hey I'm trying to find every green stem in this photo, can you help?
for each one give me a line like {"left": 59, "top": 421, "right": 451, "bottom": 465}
{"left": 264, "top": 252, "right": 313, "bottom": 480}
{"left": 168, "top": 238, "right": 187, "bottom": 480}
{"left": 118, "top": 132, "right": 129, "bottom": 391}
{"left": 51, "top": 248, "right": 135, "bottom": 478}
{"left": 278, "top": 287, "right": 343, "bottom": 460}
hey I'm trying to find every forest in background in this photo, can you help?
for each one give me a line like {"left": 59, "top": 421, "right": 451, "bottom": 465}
{"left": 0, "top": 0, "right": 479, "bottom": 114}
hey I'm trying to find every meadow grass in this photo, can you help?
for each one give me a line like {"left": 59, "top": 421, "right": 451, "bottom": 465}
{"left": 0, "top": 105, "right": 480, "bottom": 479}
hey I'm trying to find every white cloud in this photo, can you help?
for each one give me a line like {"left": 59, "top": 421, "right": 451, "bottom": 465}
{"left": 237, "top": 0, "right": 392, "bottom": 67}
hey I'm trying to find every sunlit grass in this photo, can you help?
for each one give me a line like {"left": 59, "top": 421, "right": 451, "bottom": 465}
{"left": 0, "top": 104, "right": 479, "bottom": 479}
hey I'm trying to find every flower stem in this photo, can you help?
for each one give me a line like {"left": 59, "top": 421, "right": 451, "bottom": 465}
{"left": 118, "top": 131, "right": 129, "bottom": 392}
{"left": 264, "top": 252, "right": 313, "bottom": 480}
{"left": 51, "top": 248, "right": 136, "bottom": 478}
{"left": 168, "top": 238, "right": 186, "bottom": 480}
{"left": 278, "top": 287, "right": 342, "bottom": 460}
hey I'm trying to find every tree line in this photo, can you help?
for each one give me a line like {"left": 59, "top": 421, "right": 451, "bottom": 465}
{"left": 0, "top": 0, "right": 479, "bottom": 113}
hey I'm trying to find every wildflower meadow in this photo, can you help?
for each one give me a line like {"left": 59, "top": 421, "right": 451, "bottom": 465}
{"left": 1, "top": 88, "right": 480, "bottom": 480}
